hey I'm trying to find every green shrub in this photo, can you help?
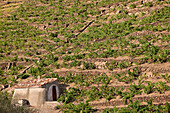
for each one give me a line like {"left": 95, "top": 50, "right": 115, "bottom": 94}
{"left": 58, "top": 101, "right": 96, "bottom": 113}
{"left": 0, "top": 68, "right": 4, "bottom": 76}
{"left": 129, "top": 4, "right": 136, "bottom": 9}
{"left": 82, "top": 61, "right": 96, "bottom": 70}
{"left": 17, "top": 74, "right": 30, "bottom": 79}
{"left": 144, "top": 2, "right": 153, "bottom": 7}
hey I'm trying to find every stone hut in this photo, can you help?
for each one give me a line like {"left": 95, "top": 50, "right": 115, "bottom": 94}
{"left": 12, "top": 78, "right": 61, "bottom": 107}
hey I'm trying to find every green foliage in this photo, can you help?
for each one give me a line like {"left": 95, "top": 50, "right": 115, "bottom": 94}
{"left": 143, "top": 82, "right": 155, "bottom": 94}
{"left": 154, "top": 81, "right": 170, "bottom": 94}
{"left": 49, "top": 32, "right": 58, "bottom": 37}
{"left": 11, "top": 55, "right": 18, "bottom": 61}
{"left": 58, "top": 101, "right": 95, "bottom": 113}
{"left": 129, "top": 4, "right": 136, "bottom": 9}
{"left": 0, "top": 77, "right": 8, "bottom": 85}
{"left": 93, "top": 74, "right": 112, "bottom": 85}
{"left": 63, "top": 54, "right": 85, "bottom": 61}
{"left": 102, "top": 99, "right": 170, "bottom": 112}
{"left": 17, "top": 73, "right": 30, "bottom": 79}
{"left": 57, "top": 87, "right": 82, "bottom": 104}
{"left": 161, "top": 73, "right": 170, "bottom": 82}
{"left": 28, "top": 66, "right": 49, "bottom": 78}
{"left": 113, "top": 68, "right": 139, "bottom": 83}
{"left": 106, "top": 60, "right": 132, "bottom": 70}
{"left": 144, "top": 2, "right": 153, "bottom": 7}
{"left": 82, "top": 61, "right": 96, "bottom": 70}
{"left": 0, "top": 68, "right": 4, "bottom": 76}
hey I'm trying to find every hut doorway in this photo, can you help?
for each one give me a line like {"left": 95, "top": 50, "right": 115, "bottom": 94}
{"left": 47, "top": 84, "right": 60, "bottom": 101}
{"left": 52, "top": 86, "right": 57, "bottom": 101}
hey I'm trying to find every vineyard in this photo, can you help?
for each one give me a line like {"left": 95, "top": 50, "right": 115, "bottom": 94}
{"left": 0, "top": 0, "right": 170, "bottom": 112}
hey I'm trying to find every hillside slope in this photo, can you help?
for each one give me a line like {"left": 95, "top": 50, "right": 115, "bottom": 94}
{"left": 0, "top": 0, "right": 170, "bottom": 112}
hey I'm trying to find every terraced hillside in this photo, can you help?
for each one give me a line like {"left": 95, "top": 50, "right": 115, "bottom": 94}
{"left": 0, "top": 0, "right": 170, "bottom": 112}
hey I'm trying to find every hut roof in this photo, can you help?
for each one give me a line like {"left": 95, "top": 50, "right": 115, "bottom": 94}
{"left": 14, "top": 78, "right": 57, "bottom": 88}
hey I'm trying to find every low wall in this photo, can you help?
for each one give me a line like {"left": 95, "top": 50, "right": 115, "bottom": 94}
{"left": 12, "top": 87, "right": 46, "bottom": 107}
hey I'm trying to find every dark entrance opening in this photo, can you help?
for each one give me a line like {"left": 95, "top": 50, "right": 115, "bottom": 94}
{"left": 52, "top": 86, "right": 57, "bottom": 101}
